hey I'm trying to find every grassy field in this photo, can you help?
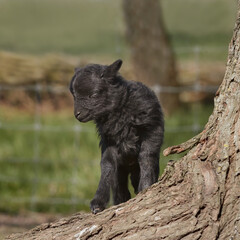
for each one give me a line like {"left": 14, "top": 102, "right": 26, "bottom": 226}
{"left": 162, "top": 0, "right": 236, "bottom": 47}
{"left": 0, "top": 0, "right": 237, "bottom": 60}
{"left": 0, "top": 0, "right": 124, "bottom": 56}
{"left": 0, "top": 103, "right": 213, "bottom": 213}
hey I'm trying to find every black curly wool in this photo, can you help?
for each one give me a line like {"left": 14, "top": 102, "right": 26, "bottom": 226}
{"left": 70, "top": 59, "right": 164, "bottom": 214}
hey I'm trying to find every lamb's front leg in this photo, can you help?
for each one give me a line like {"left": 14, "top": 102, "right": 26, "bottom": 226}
{"left": 90, "top": 147, "right": 115, "bottom": 214}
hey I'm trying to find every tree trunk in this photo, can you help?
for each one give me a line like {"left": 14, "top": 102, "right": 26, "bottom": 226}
{"left": 122, "top": 0, "right": 179, "bottom": 115}
{"left": 6, "top": 3, "right": 240, "bottom": 240}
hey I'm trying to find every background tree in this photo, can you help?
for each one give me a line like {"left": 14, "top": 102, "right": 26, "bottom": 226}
{"left": 6, "top": 2, "right": 240, "bottom": 240}
{"left": 122, "top": 0, "right": 179, "bottom": 115}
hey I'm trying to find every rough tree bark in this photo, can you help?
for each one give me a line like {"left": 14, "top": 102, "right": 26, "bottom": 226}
{"left": 6, "top": 3, "right": 240, "bottom": 240}
{"left": 122, "top": 0, "right": 179, "bottom": 115}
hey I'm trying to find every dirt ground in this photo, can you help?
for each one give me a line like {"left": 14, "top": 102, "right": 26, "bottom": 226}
{"left": 0, "top": 212, "right": 62, "bottom": 239}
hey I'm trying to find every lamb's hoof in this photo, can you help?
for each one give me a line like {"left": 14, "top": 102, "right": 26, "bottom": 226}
{"left": 90, "top": 199, "right": 105, "bottom": 214}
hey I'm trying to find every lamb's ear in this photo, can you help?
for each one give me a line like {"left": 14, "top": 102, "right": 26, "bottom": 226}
{"left": 104, "top": 59, "right": 122, "bottom": 77}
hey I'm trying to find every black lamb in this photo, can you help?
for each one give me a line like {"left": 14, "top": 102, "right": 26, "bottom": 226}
{"left": 69, "top": 59, "right": 164, "bottom": 214}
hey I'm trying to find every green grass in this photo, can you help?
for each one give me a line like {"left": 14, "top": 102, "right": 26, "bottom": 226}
{"left": 162, "top": 0, "right": 237, "bottom": 61}
{"left": 0, "top": 0, "right": 125, "bottom": 57}
{"left": 0, "top": 103, "right": 213, "bottom": 214}
{"left": 0, "top": 108, "right": 101, "bottom": 213}
{"left": 0, "top": 0, "right": 237, "bottom": 60}
{"left": 162, "top": 0, "right": 236, "bottom": 45}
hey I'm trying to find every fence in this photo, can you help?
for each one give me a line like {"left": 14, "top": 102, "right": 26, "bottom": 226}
{"left": 0, "top": 46, "right": 224, "bottom": 213}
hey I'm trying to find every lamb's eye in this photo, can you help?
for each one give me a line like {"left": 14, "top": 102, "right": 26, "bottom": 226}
{"left": 100, "top": 73, "right": 104, "bottom": 78}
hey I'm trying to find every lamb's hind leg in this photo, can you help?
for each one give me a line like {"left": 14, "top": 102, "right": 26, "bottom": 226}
{"left": 138, "top": 138, "right": 161, "bottom": 192}
{"left": 130, "top": 163, "right": 140, "bottom": 194}
{"left": 112, "top": 165, "right": 131, "bottom": 205}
